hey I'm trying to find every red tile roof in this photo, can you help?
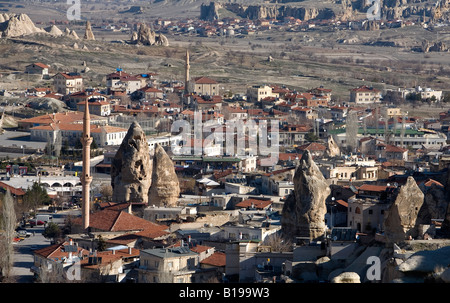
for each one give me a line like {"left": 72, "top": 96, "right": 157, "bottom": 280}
{"left": 297, "top": 142, "right": 326, "bottom": 151}
{"left": 200, "top": 251, "right": 226, "bottom": 267}
{"left": 235, "top": 198, "right": 272, "bottom": 209}
{"left": 73, "top": 209, "right": 169, "bottom": 237}
{"left": 194, "top": 76, "right": 218, "bottom": 84}
{"left": 358, "top": 184, "right": 390, "bottom": 192}
{"left": 0, "top": 181, "right": 26, "bottom": 196}
{"left": 34, "top": 241, "right": 90, "bottom": 259}
{"left": 351, "top": 85, "right": 380, "bottom": 93}
{"left": 33, "top": 62, "right": 50, "bottom": 69}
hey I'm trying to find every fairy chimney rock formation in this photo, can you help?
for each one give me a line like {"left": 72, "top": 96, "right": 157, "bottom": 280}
{"left": 0, "top": 13, "right": 45, "bottom": 37}
{"left": 325, "top": 136, "right": 340, "bottom": 158}
{"left": 148, "top": 143, "right": 180, "bottom": 207}
{"left": 83, "top": 20, "right": 95, "bottom": 40}
{"left": 383, "top": 176, "right": 425, "bottom": 243}
{"left": 111, "top": 122, "right": 152, "bottom": 204}
{"left": 131, "top": 23, "right": 169, "bottom": 46}
{"left": 281, "top": 150, "right": 330, "bottom": 241}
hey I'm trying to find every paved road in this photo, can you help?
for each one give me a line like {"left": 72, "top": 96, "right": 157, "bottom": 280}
{"left": 12, "top": 226, "right": 51, "bottom": 283}
{"left": 11, "top": 210, "right": 79, "bottom": 283}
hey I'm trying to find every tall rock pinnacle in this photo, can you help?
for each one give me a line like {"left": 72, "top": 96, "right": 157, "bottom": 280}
{"left": 148, "top": 143, "right": 180, "bottom": 207}
{"left": 83, "top": 20, "right": 95, "bottom": 40}
{"left": 111, "top": 122, "right": 152, "bottom": 204}
{"left": 383, "top": 176, "right": 424, "bottom": 243}
{"left": 281, "top": 150, "right": 330, "bottom": 241}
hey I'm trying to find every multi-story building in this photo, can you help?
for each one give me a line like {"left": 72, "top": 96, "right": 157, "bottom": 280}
{"left": 30, "top": 123, "right": 127, "bottom": 147}
{"left": 77, "top": 98, "right": 111, "bottom": 117}
{"left": 350, "top": 85, "right": 381, "bottom": 104}
{"left": 106, "top": 70, "right": 142, "bottom": 95}
{"left": 349, "top": 184, "right": 397, "bottom": 231}
{"left": 246, "top": 85, "right": 277, "bottom": 102}
{"left": 53, "top": 72, "right": 83, "bottom": 95}
{"left": 25, "top": 62, "right": 49, "bottom": 79}
{"left": 193, "top": 76, "right": 220, "bottom": 96}
{"left": 138, "top": 246, "right": 205, "bottom": 283}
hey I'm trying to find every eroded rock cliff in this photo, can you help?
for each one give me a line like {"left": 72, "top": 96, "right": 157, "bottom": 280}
{"left": 383, "top": 176, "right": 424, "bottom": 243}
{"left": 148, "top": 143, "right": 180, "bottom": 207}
{"left": 281, "top": 150, "right": 330, "bottom": 241}
{"left": 111, "top": 122, "right": 152, "bottom": 204}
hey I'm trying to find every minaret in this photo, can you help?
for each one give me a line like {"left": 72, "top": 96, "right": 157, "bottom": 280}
{"left": 81, "top": 101, "right": 93, "bottom": 230}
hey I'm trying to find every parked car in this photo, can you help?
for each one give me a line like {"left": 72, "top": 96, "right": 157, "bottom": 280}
{"left": 17, "top": 230, "right": 32, "bottom": 238}
{"left": 29, "top": 220, "right": 45, "bottom": 227}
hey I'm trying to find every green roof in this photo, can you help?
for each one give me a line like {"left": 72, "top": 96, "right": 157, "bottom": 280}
{"left": 329, "top": 128, "right": 424, "bottom": 135}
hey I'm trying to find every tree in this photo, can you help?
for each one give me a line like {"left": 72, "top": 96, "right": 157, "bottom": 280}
{"left": 43, "top": 222, "right": 62, "bottom": 244}
{"left": 99, "top": 184, "right": 113, "bottom": 202}
{"left": 262, "top": 232, "right": 292, "bottom": 252}
{"left": 0, "top": 190, "right": 16, "bottom": 280}
{"left": 97, "top": 235, "right": 107, "bottom": 251}
{"left": 305, "top": 132, "right": 319, "bottom": 142}
{"left": 23, "top": 182, "right": 51, "bottom": 213}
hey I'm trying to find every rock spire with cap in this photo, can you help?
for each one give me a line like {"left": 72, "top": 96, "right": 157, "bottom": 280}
{"left": 111, "top": 121, "right": 152, "bottom": 204}
{"left": 281, "top": 150, "right": 330, "bottom": 241}
{"left": 148, "top": 143, "right": 180, "bottom": 207}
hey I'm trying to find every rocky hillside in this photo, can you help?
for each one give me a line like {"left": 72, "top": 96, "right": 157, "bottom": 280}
{"left": 200, "top": 0, "right": 450, "bottom": 21}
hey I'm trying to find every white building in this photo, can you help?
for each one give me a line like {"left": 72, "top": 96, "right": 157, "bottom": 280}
{"left": 53, "top": 72, "right": 83, "bottom": 95}
{"left": 106, "top": 70, "right": 142, "bottom": 95}
{"left": 0, "top": 175, "right": 82, "bottom": 197}
{"left": 30, "top": 123, "right": 127, "bottom": 147}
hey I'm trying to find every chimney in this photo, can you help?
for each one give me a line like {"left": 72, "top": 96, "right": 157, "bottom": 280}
{"left": 112, "top": 249, "right": 115, "bottom": 255}
{"left": 128, "top": 247, "right": 132, "bottom": 254}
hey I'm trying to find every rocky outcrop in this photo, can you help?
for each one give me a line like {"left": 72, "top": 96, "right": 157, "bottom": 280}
{"left": 0, "top": 13, "right": 44, "bottom": 38}
{"left": 421, "top": 41, "right": 449, "bottom": 53}
{"left": 200, "top": 2, "right": 221, "bottom": 21}
{"left": 130, "top": 23, "right": 168, "bottom": 46}
{"left": 64, "top": 27, "right": 79, "bottom": 40}
{"left": 330, "top": 272, "right": 361, "bottom": 283}
{"left": 325, "top": 136, "right": 340, "bottom": 158}
{"left": 200, "top": 2, "right": 335, "bottom": 21}
{"left": 200, "top": 0, "right": 449, "bottom": 22}
{"left": 45, "top": 25, "right": 63, "bottom": 36}
{"left": 148, "top": 143, "right": 180, "bottom": 207}
{"left": 383, "top": 176, "right": 424, "bottom": 243}
{"left": 83, "top": 20, "right": 95, "bottom": 40}
{"left": 111, "top": 122, "right": 152, "bottom": 204}
{"left": 281, "top": 150, "right": 330, "bottom": 241}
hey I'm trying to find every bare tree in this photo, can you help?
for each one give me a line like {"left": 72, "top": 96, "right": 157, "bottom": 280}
{"left": 346, "top": 110, "right": 358, "bottom": 153}
{"left": 262, "top": 232, "right": 292, "bottom": 252}
{"left": 0, "top": 190, "right": 16, "bottom": 279}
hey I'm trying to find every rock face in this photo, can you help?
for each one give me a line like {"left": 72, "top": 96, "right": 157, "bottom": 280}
{"left": 200, "top": 0, "right": 450, "bottom": 22}
{"left": 148, "top": 143, "right": 180, "bottom": 207}
{"left": 421, "top": 41, "right": 449, "bottom": 53}
{"left": 325, "top": 136, "right": 340, "bottom": 158}
{"left": 0, "top": 13, "right": 44, "bottom": 37}
{"left": 331, "top": 272, "right": 361, "bottom": 283}
{"left": 281, "top": 150, "right": 330, "bottom": 241}
{"left": 111, "top": 122, "right": 152, "bottom": 204}
{"left": 383, "top": 176, "right": 424, "bottom": 243}
{"left": 64, "top": 27, "right": 79, "bottom": 40}
{"left": 45, "top": 25, "right": 63, "bottom": 36}
{"left": 397, "top": 246, "right": 450, "bottom": 274}
{"left": 83, "top": 21, "right": 95, "bottom": 40}
{"left": 131, "top": 23, "right": 169, "bottom": 46}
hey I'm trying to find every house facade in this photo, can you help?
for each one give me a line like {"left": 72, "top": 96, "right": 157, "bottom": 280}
{"left": 193, "top": 77, "right": 220, "bottom": 96}
{"left": 53, "top": 72, "right": 83, "bottom": 95}
{"left": 350, "top": 85, "right": 381, "bottom": 104}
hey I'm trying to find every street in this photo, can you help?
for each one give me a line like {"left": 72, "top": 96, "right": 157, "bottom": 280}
{"left": 11, "top": 209, "right": 80, "bottom": 283}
